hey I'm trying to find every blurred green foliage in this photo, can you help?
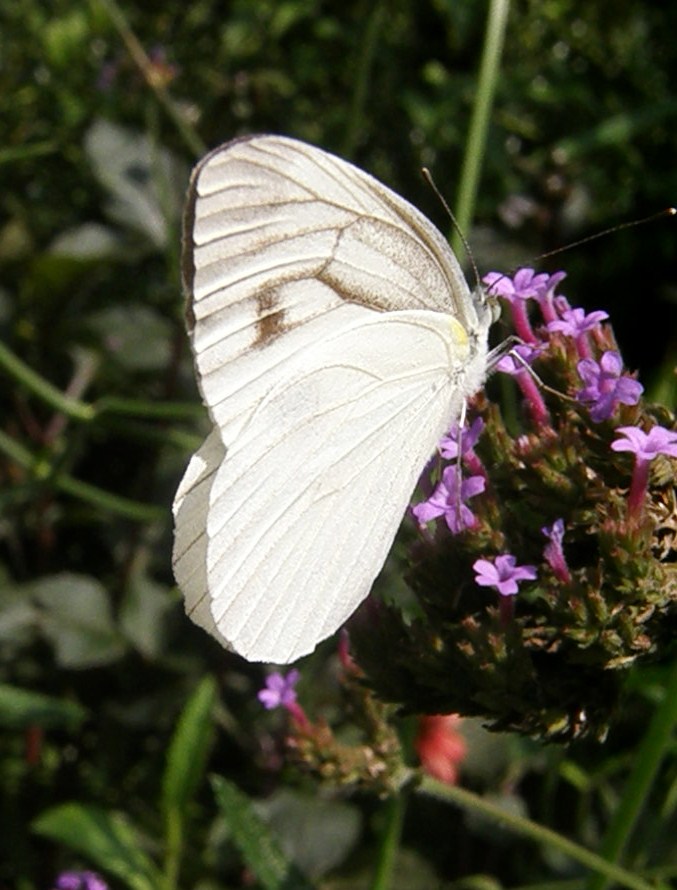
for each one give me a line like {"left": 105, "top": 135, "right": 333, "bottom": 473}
{"left": 1, "top": 0, "right": 676, "bottom": 888}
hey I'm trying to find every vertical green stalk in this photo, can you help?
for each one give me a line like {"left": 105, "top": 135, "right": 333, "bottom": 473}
{"left": 452, "top": 0, "right": 510, "bottom": 256}
{"left": 370, "top": 789, "right": 408, "bottom": 890}
{"left": 91, "top": 0, "right": 205, "bottom": 158}
{"left": 586, "top": 657, "right": 677, "bottom": 890}
{"left": 343, "top": 0, "right": 387, "bottom": 160}
{"left": 163, "top": 808, "right": 183, "bottom": 890}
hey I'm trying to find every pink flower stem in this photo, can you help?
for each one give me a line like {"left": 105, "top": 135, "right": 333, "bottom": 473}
{"left": 627, "top": 459, "right": 650, "bottom": 521}
{"left": 499, "top": 596, "right": 515, "bottom": 626}
{"left": 517, "top": 372, "right": 550, "bottom": 426}
{"left": 539, "top": 294, "right": 558, "bottom": 324}
{"left": 287, "top": 701, "right": 310, "bottom": 730}
{"left": 510, "top": 301, "right": 537, "bottom": 344}
{"left": 575, "top": 333, "right": 593, "bottom": 360}
{"left": 464, "top": 452, "right": 488, "bottom": 480}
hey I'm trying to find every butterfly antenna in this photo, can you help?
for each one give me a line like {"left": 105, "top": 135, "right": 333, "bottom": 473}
{"left": 422, "top": 167, "right": 482, "bottom": 291}
{"left": 535, "top": 207, "right": 676, "bottom": 263}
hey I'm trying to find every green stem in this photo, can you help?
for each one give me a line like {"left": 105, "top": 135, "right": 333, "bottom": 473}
{"left": 370, "top": 789, "right": 408, "bottom": 890}
{"left": 585, "top": 657, "right": 677, "bottom": 890}
{"left": 91, "top": 0, "right": 205, "bottom": 159}
{"left": 342, "top": 0, "right": 387, "bottom": 160}
{"left": 95, "top": 397, "right": 203, "bottom": 421}
{"left": 0, "top": 339, "right": 201, "bottom": 424}
{"left": 0, "top": 429, "right": 164, "bottom": 522}
{"left": 452, "top": 0, "right": 510, "bottom": 257}
{"left": 419, "top": 779, "right": 668, "bottom": 890}
{"left": 164, "top": 806, "right": 183, "bottom": 890}
{"left": 0, "top": 340, "right": 94, "bottom": 422}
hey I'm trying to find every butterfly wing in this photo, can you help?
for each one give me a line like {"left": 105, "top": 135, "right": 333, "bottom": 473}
{"left": 174, "top": 134, "right": 491, "bottom": 662}
{"left": 183, "top": 134, "right": 481, "bottom": 446}
{"left": 175, "top": 308, "right": 478, "bottom": 662}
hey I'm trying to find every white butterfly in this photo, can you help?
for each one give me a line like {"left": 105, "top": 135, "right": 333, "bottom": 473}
{"left": 173, "top": 134, "right": 496, "bottom": 663}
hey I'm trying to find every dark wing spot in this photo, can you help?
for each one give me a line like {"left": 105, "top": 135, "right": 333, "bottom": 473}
{"left": 254, "top": 287, "right": 287, "bottom": 347}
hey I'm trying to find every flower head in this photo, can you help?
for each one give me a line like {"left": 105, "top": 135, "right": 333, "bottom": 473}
{"left": 473, "top": 554, "right": 537, "bottom": 597}
{"left": 547, "top": 306, "right": 609, "bottom": 358}
{"left": 495, "top": 343, "right": 550, "bottom": 425}
{"left": 576, "top": 352, "right": 643, "bottom": 422}
{"left": 535, "top": 271, "right": 567, "bottom": 323}
{"left": 542, "top": 519, "right": 571, "bottom": 583}
{"left": 439, "top": 417, "right": 485, "bottom": 461}
{"left": 415, "top": 714, "right": 467, "bottom": 785}
{"left": 484, "top": 268, "right": 552, "bottom": 343}
{"left": 54, "top": 873, "right": 108, "bottom": 890}
{"left": 412, "top": 469, "right": 485, "bottom": 534}
{"left": 258, "top": 670, "right": 300, "bottom": 710}
{"left": 495, "top": 343, "right": 544, "bottom": 376}
{"left": 611, "top": 425, "right": 677, "bottom": 521}
{"left": 611, "top": 425, "right": 677, "bottom": 461}
{"left": 483, "top": 267, "right": 551, "bottom": 303}
{"left": 547, "top": 307, "right": 609, "bottom": 339}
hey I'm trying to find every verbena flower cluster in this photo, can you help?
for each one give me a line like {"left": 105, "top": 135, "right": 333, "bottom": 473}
{"left": 348, "top": 267, "right": 677, "bottom": 742}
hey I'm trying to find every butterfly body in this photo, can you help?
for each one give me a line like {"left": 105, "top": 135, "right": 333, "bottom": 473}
{"left": 173, "top": 135, "right": 493, "bottom": 663}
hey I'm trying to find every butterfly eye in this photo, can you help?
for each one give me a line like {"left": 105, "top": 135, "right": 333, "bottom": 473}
{"left": 488, "top": 295, "right": 502, "bottom": 324}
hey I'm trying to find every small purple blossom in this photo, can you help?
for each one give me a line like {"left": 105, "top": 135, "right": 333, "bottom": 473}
{"left": 54, "top": 872, "right": 108, "bottom": 890}
{"left": 495, "top": 344, "right": 549, "bottom": 426}
{"left": 548, "top": 307, "right": 609, "bottom": 337}
{"left": 484, "top": 268, "right": 550, "bottom": 343}
{"left": 542, "top": 519, "right": 571, "bottom": 583}
{"left": 258, "top": 670, "right": 300, "bottom": 710}
{"left": 534, "top": 271, "right": 567, "bottom": 324}
{"left": 483, "top": 268, "right": 551, "bottom": 303}
{"left": 611, "top": 425, "right": 677, "bottom": 520}
{"left": 473, "top": 554, "right": 537, "bottom": 597}
{"left": 439, "top": 417, "right": 485, "bottom": 461}
{"left": 412, "top": 468, "right": 485, "bottom": 534}
{"left": 576, "top": 352, "right": 643, "bottom": 422}
{"left": 547, "top": 307, "right": 609, "bottom": 359}
{"left": 611, "top": 425, "right": 677, "bottom": 461}
{"left": 495, "top": 343, "right": 544, "bottom": 376}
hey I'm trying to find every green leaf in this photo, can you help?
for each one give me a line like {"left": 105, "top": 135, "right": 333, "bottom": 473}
{"left": 119, "top": 574, "right": 175, "bottom": 659}
{"left": 86, "top": 305, "right": 173, "bottom": 372}
{"left": 30, "top": 572, "right": 126, "bottom": 668}
{"left": 210, "top": 775, "right": 316, "bottom": 890}
{"left": 255, "top": 789, "right": 362, "bottom": 880}
{"left": 84, "top": 118, "right": 188, "bottom": 249}
{"left": 0, "top": 684, "right": 87, "bottom": 730}
{"left": 0, "top": 580, "right": 38, "bottom": 648}
{"left": 162, "top": 675, "right": 217, "bottom": 816}
{"left": 32, "top": 803, "right": 163, "bottom": 890}
{"left": 49, "top": 222, "right": 126, "bottom": 260}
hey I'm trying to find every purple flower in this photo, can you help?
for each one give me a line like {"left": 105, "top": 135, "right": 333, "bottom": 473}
{"left": 548, "top": 307, "right": 609, "bottom": 337}
{"left": 483, "top": 268, "right": 551, "bottom": 303}
{"left": 547, "top": 307, "right": 609, "bottom": 359}
{"left": 495, "top": 344, "right": 550, "bottom": 426}
{"left": 542, "top": 519, "right": 571, "bottom": 583}
{"left": 535, "top": 271, "right": 567, "bottom": 324}
{"left": 611, "top": 425, "right": 677, "bottom": 461}
{"left": 484, "top": 268, "right": 551, "bottom": 344}
{"left": 611, "top": 425, "right": 677, "bottom": 520}
{"left": 54, "top": 873, "right": 108, "bottom": 890}
{"left": 576, "top": 352, "right": 643, "bottom": 422}
{"left": 439, "top": 417, "right": 485, "bottom": 460}
{"left": 495, "top": 343, "right": 544, "bottom": 376}
{"left": 412, "top": 468, "right": 485, "bottom": 534}
{"left": 258, "top": 670, "right": 300, "bottom": 710}
{"left": 473, "top": 554, "right": 537, "bottom": 597}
